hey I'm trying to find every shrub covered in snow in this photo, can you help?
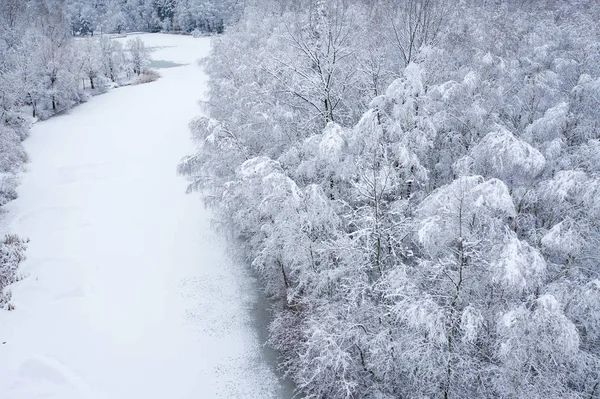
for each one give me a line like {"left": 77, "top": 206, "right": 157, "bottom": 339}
{"left": 0, "top": 235, "right": 28, "bottom": 308}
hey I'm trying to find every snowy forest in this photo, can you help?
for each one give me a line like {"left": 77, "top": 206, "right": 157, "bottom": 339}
{"left": 178, "top": 0, "right": 600, "bottom": 397}
{"left": 2, "top": 0, "right": 600, "bottom": 397}
{"left": 66, "top": 0, "right": 243, "bottom": 35}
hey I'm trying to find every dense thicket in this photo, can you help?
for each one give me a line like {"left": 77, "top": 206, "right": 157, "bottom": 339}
{"left": 180, "top": 0, "right": 600, "bottom": 397}
{"left": 65, "top": 0, "right": 243, "bottom": 35}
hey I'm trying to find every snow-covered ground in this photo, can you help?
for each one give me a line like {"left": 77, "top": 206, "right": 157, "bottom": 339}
{"left": 0, "top": 34, "right": 287, "bottom": 399}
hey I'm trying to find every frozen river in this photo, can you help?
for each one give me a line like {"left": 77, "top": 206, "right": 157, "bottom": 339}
{"left": 0, "top": 34, "right": 287, "bottom": 399}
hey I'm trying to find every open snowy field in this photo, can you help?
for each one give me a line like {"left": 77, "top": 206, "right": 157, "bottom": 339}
{"left": 0, "top": 34, "right": 286, "bottom": 399}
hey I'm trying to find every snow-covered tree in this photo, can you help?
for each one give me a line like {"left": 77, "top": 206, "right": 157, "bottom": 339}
{"left": 98, "top": 36, "right": 126, "bottom": 83}
{"left": 126, "top": 36, "right": 149, "bottom": 75}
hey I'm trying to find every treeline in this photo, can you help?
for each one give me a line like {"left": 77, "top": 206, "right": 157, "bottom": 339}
{"left": 0, "top": 0, "right": 153, "bottom": 306}
{"left": 180, "top": 0, "right": 600, "bottom": 397}
{"left": 66, "top": 0, "right": 243, "bottom": 35}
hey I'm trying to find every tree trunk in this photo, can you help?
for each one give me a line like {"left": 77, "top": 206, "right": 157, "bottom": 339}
{"left": 279, "top": 260, "right": 290, "bottom": 290}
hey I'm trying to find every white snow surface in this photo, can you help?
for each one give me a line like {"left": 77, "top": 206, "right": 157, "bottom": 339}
{"left": 0, "top": 34, "right": 285, "bottom": 399}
